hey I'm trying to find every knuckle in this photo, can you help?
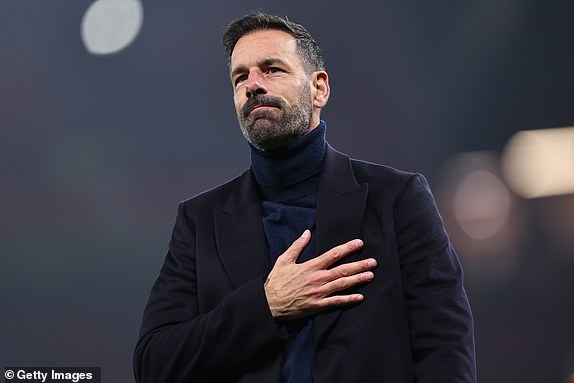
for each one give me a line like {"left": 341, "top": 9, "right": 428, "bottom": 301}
{"left": 330, "top": 248, "right": 341, "bottom": 259}
{"left": 307, "top": 273, "right": 322, "bottom": 285}
{"left": 322, "top": 295, "right": 342, "bottom": 308}
{"left": 290, "top": 242, "right": 302, "bottom": 252}
{"left": 334, "top": 263, "right": 359, "bottom": 278}
{"left": 335, "top": 269, "right": 348, "bottom": 278}
{"left": 332, "top": 278, "right": 347, "bottom": 291}
{"left": 330, "top": 296, "right": 346, "bottom": 306}
{"left": 295, "top": 237, "right": 306, "bottom": 247}
{"left": 334, "top": 266, "right": 350, "bottom": 278}
{"left": 309, "top": 271, "right": 330, "bottom": 285}
{"left": 347, "top": 240, "right": 360, "bottom": 251}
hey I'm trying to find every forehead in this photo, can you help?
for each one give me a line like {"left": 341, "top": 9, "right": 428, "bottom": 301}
{"left": 230, "top": 29, "right": 300, "bottom": 68}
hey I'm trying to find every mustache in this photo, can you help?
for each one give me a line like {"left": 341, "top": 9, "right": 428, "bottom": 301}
{"left": 241, "top": 95, "right": 283, "bottom": 118}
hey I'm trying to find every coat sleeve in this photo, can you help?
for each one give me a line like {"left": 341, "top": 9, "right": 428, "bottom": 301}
{"left": 395, "top": 174, "right": 476, "bottom": 383}
{"left": 133, "top": 202, "right": 285, "bottom": 383}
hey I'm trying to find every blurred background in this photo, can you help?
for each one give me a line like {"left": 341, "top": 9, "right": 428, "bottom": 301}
{"left": 1, "top": 1, "right": 573, "bottom": 382}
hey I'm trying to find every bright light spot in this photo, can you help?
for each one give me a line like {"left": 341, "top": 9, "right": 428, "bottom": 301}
{"left": 437, "top": 151, "right": 521, "bottom": 277}
{"left": 502, "top": 126, "right": 574, "bottom": 198}
{"left": 81, "top": 0, "right": 143, "bottom": 55}
{"left": 453, "top": 169, "right": 512, "bottom": 240}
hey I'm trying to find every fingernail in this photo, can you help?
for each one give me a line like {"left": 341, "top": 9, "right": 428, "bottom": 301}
{"left": 368, "top": 259, "right": 377, "bottom": 267}
{"left": 301, "top": 229, "right": 310, "bottom": 238}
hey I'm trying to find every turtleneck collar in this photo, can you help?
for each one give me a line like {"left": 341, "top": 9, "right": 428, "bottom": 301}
{"left": 249, "top": 121, "right": 327, "bottom": 188}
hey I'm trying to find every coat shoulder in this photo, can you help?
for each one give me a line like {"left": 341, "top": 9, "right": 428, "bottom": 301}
{"left": 179, "top": 170, "right": 249, "bottom": 215}
{"left": 349, "top": 157, "right": 422, "bottom": 193}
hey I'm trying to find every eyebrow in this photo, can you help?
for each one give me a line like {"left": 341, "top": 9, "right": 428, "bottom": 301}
{"left": 230, "top": 58, "right": 291, "bottom": 79}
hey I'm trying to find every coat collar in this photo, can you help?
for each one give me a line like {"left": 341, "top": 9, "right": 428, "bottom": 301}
{"left": 213, "top": 145, "right": 369, "bottom": 341}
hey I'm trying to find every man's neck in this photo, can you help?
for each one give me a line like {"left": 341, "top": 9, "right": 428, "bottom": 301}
{"left": 249, "top": 120, "right": 327, "bottom": 189}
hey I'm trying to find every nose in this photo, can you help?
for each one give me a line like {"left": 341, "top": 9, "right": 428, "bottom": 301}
{"left": 245, "top": 71, "right": 267, "bottom": 98}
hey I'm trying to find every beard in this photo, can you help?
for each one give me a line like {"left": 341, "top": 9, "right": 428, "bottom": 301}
{"left": 237, "top": 84, "right": 313, "bottom": 151}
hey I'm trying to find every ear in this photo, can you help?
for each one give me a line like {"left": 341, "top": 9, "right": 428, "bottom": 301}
{"left": 311, "top": 71, "right": 330, "bottom": 109}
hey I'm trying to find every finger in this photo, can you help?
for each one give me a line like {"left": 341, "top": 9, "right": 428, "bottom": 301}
{"left": 278, "top": 229, "right": 312, "bottom": 264}
{"left": 327, "top": 258, "right": 377, "bottom": 282}
{"left": 317, "top": 293, "right": 365, "bottom": 309}
{"left": 319, "top": 271, "right": 375, "bottom": 296}
{"left": 310, "top": 239, "right": 364, "bottom": 269}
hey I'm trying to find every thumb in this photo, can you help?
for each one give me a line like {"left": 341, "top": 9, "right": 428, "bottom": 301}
{"left": 279, "top": 229, "right": 311, "bottom": 264}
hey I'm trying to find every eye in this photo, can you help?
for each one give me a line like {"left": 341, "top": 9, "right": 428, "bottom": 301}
{"left": 234, "top": 74, "right": 247, "bottom": 86}
{"left": 267, "top": 67, "right": 283, "bottom": 74}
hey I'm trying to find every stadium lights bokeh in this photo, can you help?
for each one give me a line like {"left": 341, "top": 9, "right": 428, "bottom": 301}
{"left": 81, "top": 0, "right": 143, "bottom": 55}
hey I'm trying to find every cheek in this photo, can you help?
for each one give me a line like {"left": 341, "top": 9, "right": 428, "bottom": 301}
{"left": 233, "top": 95, "right": 244, "bottom": 113}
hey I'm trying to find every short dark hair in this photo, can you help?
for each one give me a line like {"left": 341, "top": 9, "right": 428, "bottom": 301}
{"left": 222, "top": 12, "right": 325, "bottom": 72}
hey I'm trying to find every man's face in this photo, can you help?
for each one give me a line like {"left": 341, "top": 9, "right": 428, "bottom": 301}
{"left": 230, "top": 29, "right": 315, "bottom": 151}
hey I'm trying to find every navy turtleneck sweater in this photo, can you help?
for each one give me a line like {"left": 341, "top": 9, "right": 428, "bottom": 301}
{"left": 250, "top": 121, "right": 327, "bottom": 383}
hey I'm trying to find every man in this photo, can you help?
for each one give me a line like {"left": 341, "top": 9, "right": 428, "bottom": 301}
{"left": 134, "top": 12, "right": 476, "bottom": 383}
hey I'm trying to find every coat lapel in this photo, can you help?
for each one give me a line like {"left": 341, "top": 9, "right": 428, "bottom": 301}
{"left": 314, "top": 145, "right": 369, "bottom": 345}
{"left": 214, "top": 170, "right": 271, "bottom": 288}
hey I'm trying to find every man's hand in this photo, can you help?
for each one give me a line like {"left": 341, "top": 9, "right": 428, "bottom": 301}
{"left": 264, "top": 229, "right": 377, "bottom": 320}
